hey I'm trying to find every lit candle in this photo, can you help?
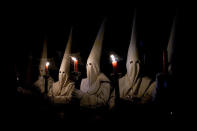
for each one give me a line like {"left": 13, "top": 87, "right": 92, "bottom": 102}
{"left": 45, "top": 62, "right": 50, "bottom": 75}
{"left": 110, "top": 54, "right": 117, "bottom": 74}
{"left": 71, "top": 57, "right": 78, "bottom": 72}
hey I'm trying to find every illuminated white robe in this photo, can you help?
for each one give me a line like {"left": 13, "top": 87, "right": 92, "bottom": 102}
{"left": 48, "top": 29, "right": 74, "bottom": 104}
{"left": 48, "top": 80, "right": 75, "bottom": 104}
{"left": 72, "top": 21, "right": 114, "bottom": 108}
{"left": 119, "top": 75, "right": 156, "bottom": 104}
{"left": 79, "top": 73, "right": 112, "bottom": 108}
{"left": 119, "top": 12, "right": 156, "bottom": 104}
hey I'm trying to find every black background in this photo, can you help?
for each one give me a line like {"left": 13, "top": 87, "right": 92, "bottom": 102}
{"left": 5, "top": 5, "right": 186, "bottom": 127}
{"left": 11, "top": 7, "right": 183, "bottom": 84}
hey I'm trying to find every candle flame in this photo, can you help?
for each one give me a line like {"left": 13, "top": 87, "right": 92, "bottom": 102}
{"left": 71, "top": 57, "right": 77, "bottom": 62}
{"left": 46, "top": 62, "right": 50, "bottom": 66}
{"left": 110, "top": 54, "right": 116, "bottom": 62}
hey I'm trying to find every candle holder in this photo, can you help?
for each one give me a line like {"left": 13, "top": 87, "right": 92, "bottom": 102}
{"left": 155, "top": 73, "right": 170, "bottom": 105}
{"left": 110, "top": 72, "right": 122, "bottom": 106}
{"left": 44, "top": 62, "right": 50, "bottom": 94}
{"left": 44, "top": 74, "right": 49, "bottom": 94}
{"left": 70, "top": 71, "right": 81, "bottom": 81}
{"left": 70, "top": 71, "right": 81, "bottom": 90}
{"left": 110, "top": 54, "right": 122, "bottom": 105}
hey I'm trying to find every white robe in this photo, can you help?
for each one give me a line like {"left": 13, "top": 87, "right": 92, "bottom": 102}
{"left": 48, "top": 79, "right": 75, "bottom": 104}
{"left": 118, "top": 12, "right": 156, "bottom": 104}
{"left": 119, "top": 75, "right": 156, "bottom": 104}
{"left": 79, "top": 73, "right": 112, "bottom": 108}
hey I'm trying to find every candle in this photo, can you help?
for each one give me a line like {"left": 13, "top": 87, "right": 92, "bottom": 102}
{"left": 74, "top": 60, "right": 78, "bottom": 72}
{"left": 162, "top": 50, "right": 167, "bottom": 73}
{"left": 71, "top": 57, "right": 78, "bottom": 72}
{"left": 110, "top": 54, "right": 117, "bottom": 74}
{"left": 112, "top": 61, "right": 117, "bottom": 73}
{"left": 45, "top": 62, "right": 50, "bottom": 75}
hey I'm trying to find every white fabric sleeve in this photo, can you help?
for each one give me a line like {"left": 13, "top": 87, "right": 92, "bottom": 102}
{"left": 80, "top": 82, "right": 111, "bottom": 108}
{"left": 141, "top": 81, "right": 156, "bottom": 104}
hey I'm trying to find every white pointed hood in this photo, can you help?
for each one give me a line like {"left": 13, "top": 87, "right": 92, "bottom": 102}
{"left": 87, "top": 22, "right": 105, "bottom": 86}
{"left": 59, "top": 30, "right": 72, "bottom": 87}
{"left": 167, "top": 16, "right": 177, "bottom": 75}
{"left": 126, "top": 11, "right": 140, "bottom": 87}
{"left": 39, "top": 39, "right": 47, "bottom": 76}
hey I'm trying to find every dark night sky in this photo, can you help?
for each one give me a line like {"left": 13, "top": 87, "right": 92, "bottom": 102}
{"left": 11, "top": 7, "right": 184, "bottom": 84}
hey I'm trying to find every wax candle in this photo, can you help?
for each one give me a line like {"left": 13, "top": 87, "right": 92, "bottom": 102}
{"left": 71, "top": 57, "right": 78, "bottom": 72}
{"left": 74, "top": 60, "right": 78, "bottom": 72}
{"left": 112, "top": 61, "right": 117, "bottom": 73}
{"left": 110, "top": 55, "right": 117, "bottom": 74}
{"left": 45, "top": 62, "right": 50, "bottom": 75}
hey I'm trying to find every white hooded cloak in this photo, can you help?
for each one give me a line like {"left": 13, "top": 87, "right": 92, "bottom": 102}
{"left": 48, "top": 30, "right": 75, "bottom": 104}
{"left": 119, "top": 12, "right": 156, "bottom": 104}
{"left": 34, "top": 39, "right": 54, "bottom": 93}
{"left": 73, "top": 22, "right": 112, "bottom": 108}
{"left": 167, "top": 16, "right": 177, "bottom": 76}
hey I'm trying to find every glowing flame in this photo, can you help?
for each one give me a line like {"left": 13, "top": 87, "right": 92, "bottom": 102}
{"left": 71, "top": 57, "right": 77, "bottom": 62}
{"left": 71, "top": 57, "right": 78, "bottom": 72}
{"left": 45, "top": 62, "right": 50, "bottom": 74}
{"left": 46, "top": 62, "right": 50, "bottom": 66}
{"left": 110, "top": 54, "right": 117, "bottom": 73}
{"left": 110, "top": 54, "right": 116, "bottom": 62}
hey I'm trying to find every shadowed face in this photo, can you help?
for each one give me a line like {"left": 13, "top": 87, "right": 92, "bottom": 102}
{"left": 86, "top": 61, "right": 99, "bottom": 86}
{"left": 59, "top": 69, "right": 67, "bottom": 86}
{"left": 126, "top": 59, "right": 140, "bottom": 84}
{"left": 39, "top": 67, "right": 46, "bottom": 76}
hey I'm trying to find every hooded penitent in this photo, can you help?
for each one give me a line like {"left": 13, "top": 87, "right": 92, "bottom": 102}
{"left": 86, "top": 22, "right": 104, "bottom": 87}
{"left": 34, "top": 40, "right": 54, "bottom": 93}
{"left": 48, "top": 30, "right": 75, "bottom": 104}
{"left": 119, "top": 11, "right": 156, "bottom": 104}
{"left": 167, "top": 16, "right": 177, "bottom": 76}
{"left": 126, "top": 12, "right": 140, "bottom": 89}
{"left": 58, "top": 30, "right": 72, "bottom": 88}
{"left": 72, "top": 21, "right": 112, "bottom": 108}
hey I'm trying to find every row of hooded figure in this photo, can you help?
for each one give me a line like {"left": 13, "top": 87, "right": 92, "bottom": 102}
{"left": 32, "top": 13, "right": 177, "bottom": 110}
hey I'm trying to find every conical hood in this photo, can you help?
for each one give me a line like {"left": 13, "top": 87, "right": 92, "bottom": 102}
{"left": 126, "top": 11, "right": 140, "bottom": 87}
{"left": 167, "top": 16, "right": 177, "bottom": 74}
{"left": 39, "top": 39, "right": 47, "bottom": 76}
{"left": 87, "top": 21, "right": 105, "bottom": 70}
{"left": 86, "top": 21, "right": 105, "bottom": 86}
{"left": 126, "top": 11, "right": 140, "bottom": 65}
{"left": 59, "top": 29, "right": 72, "bottom": 75}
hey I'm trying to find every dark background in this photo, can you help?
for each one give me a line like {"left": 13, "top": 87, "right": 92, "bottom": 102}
{"left": 5, "top": 5, "right": 186, "bottom": 128}
{"left": 11, "top": 7, "right": 183, "bottom": 85}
